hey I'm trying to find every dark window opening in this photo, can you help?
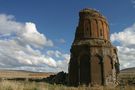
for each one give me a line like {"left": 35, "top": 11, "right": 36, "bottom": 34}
{"left": 100, "top": 29, "right": 103, "bottom": 38}
{"left": 100, "top": 29, "right": 103, "bottom": 37}
{"left": 85, "top": 26, "right": 90, "bottom": 38}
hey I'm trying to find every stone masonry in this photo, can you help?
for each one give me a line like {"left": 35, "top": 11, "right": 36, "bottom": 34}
{"left": 68, "top": 8, "right": 120, "bottom": 86}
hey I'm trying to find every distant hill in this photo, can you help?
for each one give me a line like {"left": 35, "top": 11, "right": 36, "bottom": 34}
{"left": 119, "top": 67, "right": 135, "bottom": 85}
{"left": 119, "top": 67, "right": 135, "bottom": 80}
{"left": 0, "top": 69, "right": 55, "bottom": 79}
{"left": 120, "top": 67, "right": 135, "bottom": 73}
{"left": 0, "top": 69, "right": 34, "bottom": 73}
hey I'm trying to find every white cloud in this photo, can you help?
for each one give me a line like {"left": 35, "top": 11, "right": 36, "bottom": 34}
{"left": 59, "top": 38, "right": 66, "bottom": 43}
{"left": 0, "top": 14, "right": 53, "bottom": 48}
{"left": 47, "top": 50, "right": 62, "bottom": 58}
{"left": 131, "top": 0, "right": 135, "bottom": 4}
{"left": 0, "top": 14, "right": 21, "bottom": 34}
{"left": 117, "top": 46, "right": 135, "bottom": 69}
{"left": 111, "top": 23, "right": 135, "bottom": 47}
{"left": 0, "top": 14, "right": 69, "bottom": 72}
{"left": 21, "top": 22, "right": 53, "bottom": 48}
{"left": 46, "top": 50, "right": 70, "bottom": 72}
{"left": 111, "top": 23, "right": 135, "bottom": 69}
{"left": 131, "top": 0, "right": 135, "bottom": 8}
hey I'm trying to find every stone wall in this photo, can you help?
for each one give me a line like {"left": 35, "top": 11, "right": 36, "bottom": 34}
{"left": 68, "top": 8, "right": 119, "bottom": 86}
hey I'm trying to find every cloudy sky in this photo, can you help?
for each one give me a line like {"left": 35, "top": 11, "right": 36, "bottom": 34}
{"left": 0, "top": 0, "right": 135, "bottom": 72}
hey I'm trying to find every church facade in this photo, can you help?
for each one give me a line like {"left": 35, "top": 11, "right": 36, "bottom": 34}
{"left": 68, "top": 8, "right": 119, "bottom": 86}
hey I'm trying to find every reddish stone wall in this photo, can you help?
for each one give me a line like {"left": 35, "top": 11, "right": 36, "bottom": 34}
{"left": 74, "top": 9, "right": 110, "bottom": 41}
{"left": 91, "top": 56, "right": 102, "bottom": 85}
{"left": 68, "top": 8, "right": 119, "bottom": 86}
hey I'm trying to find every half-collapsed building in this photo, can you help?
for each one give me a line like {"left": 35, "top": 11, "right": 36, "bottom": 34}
{"left": 68, "top": 8, "right": 120, "bottom": 86}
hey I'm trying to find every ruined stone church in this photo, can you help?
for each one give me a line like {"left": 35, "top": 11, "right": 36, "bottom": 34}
{"left": 68, "top": 8, "right": 120, "bottom": 86}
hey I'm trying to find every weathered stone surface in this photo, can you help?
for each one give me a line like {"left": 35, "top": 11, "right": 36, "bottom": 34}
{"left": 68, "top": 8, "right": 120, "bottom": 86}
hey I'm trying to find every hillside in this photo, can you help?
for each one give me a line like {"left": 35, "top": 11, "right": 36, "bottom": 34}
{"left": 121, "top": 67, "right": 135, "bottom": 73}
{"left": 119, "top": 67, "right": 135, "bottom": 83}
{"left": 0, "top": 69, "right": 55, "bottom": 79}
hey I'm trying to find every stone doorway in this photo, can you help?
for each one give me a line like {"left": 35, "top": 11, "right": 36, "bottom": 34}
{"left": 79, "top": 55, "right": 90, "bottom": 85}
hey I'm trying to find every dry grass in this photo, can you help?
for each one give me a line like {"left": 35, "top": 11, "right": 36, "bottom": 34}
{"left": 0, "top": 80, "right": 134, "bottom": 90}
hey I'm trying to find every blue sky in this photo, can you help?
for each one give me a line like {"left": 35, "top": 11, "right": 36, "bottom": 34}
{"left": 0, "top": 0, "right": 134, "bottom": 49}
{"left": 0, "top": 0, "right": 135, "bottom": 51}
{"left": 0, "top": 0, "right": 135, "bottom": 72}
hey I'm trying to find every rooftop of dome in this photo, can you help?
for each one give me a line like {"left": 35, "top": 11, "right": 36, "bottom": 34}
{"left": 79, "top": 8, "right": 105, "bottom": 19}
{"left": 80, "top": 8, "right": 99, "bottom": 13}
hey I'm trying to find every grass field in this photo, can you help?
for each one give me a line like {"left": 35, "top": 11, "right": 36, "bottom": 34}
{"left": 0, "top": 80, "right": 134, "bottom": 90}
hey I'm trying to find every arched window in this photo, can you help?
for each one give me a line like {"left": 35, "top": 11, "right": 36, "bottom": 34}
{"left": 100, "top": 29, "right": 103, "bottom": 36}
{"left": 84, "top": 20, "right": 91, "bottom": 38}
{"left": 100, "top": 29, "right": 103, "bottom": 38}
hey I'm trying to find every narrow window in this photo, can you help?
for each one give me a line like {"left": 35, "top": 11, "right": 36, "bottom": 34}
{"left": 100, "top": 29, "right": 103, "bottom": 36}
{"left": 100, "top": 29, "right": 103, "bottom": 38}
{"left": 84, "top": 20, "right": 90, "bottom": 38}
